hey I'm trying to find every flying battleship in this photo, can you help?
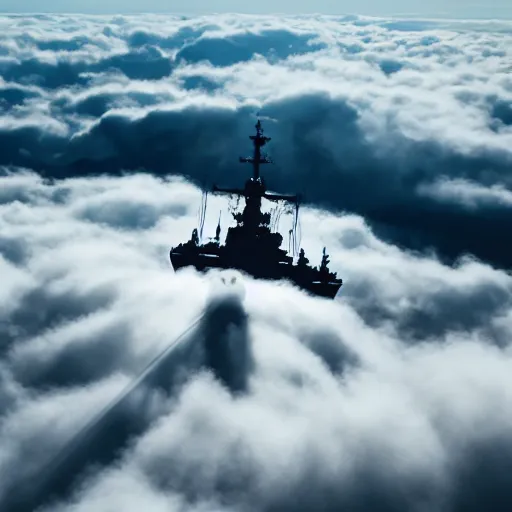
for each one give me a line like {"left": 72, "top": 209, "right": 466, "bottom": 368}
{"left": 170, "top": 120, "right": 343, "bottom": 299}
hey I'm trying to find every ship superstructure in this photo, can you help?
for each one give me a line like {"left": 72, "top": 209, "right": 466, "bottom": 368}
{"left": 170, "top": 120, "right": 342, "bottom": 298}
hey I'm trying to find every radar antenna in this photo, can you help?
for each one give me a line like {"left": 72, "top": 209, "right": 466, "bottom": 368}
{"left": 239, "top": 119, "right": 273, "bottom": 180}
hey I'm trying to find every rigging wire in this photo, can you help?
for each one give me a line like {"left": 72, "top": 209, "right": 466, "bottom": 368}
{"left": 199, "top": 191, "right": 208, "bottom": 242}
{"left": 275, "top": 206, "right": 284, "bottom": 232}
{"left": 294, "top": 204, "right": 302, "bottom": 260}
{"left": 291, "top": 202, "right": 299, "bottom": 259}
{"left": 292, "top": 203, "right": 302, "bottom": 260}
{"left": 204, "top": 192, "right": 208, "bottom": 235}
{"left": 197, "top": 194, "right": 202, "bottom": 239}
{"left": 269, "top": 206, "right": 277, "bottom": 232}
{"left": 270, "top": 203, "right": 285, "bottom": 232}
{"left": 197, "top": 196, "right": 202, "bottom": 237}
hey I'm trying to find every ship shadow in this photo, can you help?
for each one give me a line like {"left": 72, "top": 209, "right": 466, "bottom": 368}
{"left": 1, "top": 292, "right": 253, "bottom": 512}
{"left": 198, "top": 292, "right": 254, "bottom": 395}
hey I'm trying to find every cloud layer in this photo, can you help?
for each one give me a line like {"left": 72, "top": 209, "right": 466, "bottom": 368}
{"left": 0, "top": 13, "right": 512, "bottom": 268}
{"left": 1, "top": 169, "right": 512, "bottom": 512}
{"left": 2, "top": 13, "right": 512, "bottom": 512}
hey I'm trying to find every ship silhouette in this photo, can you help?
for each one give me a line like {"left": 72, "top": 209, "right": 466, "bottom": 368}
{"left": 170, "top": 120, "right": 343, "bottom": 299}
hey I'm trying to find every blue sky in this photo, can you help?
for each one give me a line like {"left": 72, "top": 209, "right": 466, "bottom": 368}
{"left": 1, "top": 0, "right": 510, "bottom": 19}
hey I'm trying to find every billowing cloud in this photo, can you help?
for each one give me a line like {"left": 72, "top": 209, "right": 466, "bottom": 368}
{"left": 2, "top": 13, "right": 512, "bottom": 512}
{"left": 0, "top": 13, "right": 512, "bottom": 266}
{"left": 1, "top": 170, "right": 512, "bottom": 512}
{"left": 418, "top": 177, "right": 512, "bottom": 209}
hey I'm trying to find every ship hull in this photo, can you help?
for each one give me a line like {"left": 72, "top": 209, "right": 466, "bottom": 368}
{"left": 170, "top": 250, "right": 342, "bottom": 299}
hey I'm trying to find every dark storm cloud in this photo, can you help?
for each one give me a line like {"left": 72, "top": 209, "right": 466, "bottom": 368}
{"left": 1, "top": 13, "right": 511, "bottom": 269}
{"left": 11, "top": 91, "right": 511, "bottom": 268}
{"left": 0, "top": 46, "right": 173, "bottom": 89}
{"left": 0, "top": 82, "right": 41, "bottom": 110}
{"left": 175, "top": 29, "right": 326, "bottom": 66}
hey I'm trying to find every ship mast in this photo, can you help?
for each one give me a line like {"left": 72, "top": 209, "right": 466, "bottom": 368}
{"left": 211, "top": 119, "right": 301, "bottom": 253}
{"left": 213, "top": 120, "right": 299, "bottom": 204}
{"left": 239, "top": 119, "right": 272, "bottom": 180}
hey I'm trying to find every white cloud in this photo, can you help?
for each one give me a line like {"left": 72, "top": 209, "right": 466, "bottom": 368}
{"left": 2, "top": 13, "right": 512, "bottom": 511}
{"left": 0, "top": 170, "right": 511, "bottom": 512}
{"left": 418, "top": 177, "right": 512, "bottom": 209}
